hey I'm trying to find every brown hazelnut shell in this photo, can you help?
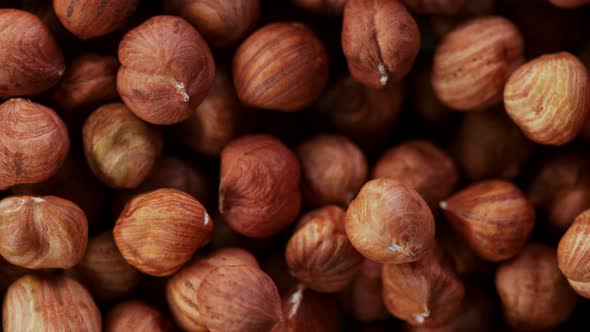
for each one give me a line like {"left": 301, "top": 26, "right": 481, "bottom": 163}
{"left": 0, "top": 99, "right": 70, "bottom": 190}
{"left": 345, "top": 178, "right": 435, "bottom": 264}
{"left": 171, "top": 70, "right": 244, "bottom": 156}
{"left": 317, "top": 77, "right": 404, "bottom": 148}
{"left": 549, "top": 0, "right": 590, "bottom": 8}
{"left": 350, "top": 259, "right": 390, "bottom": 322}
{"left": 51, "top": 54, "right": 119, "bottom": 113}
{"left": 382, "top": 249, "right": 465, "bottom": 328}
{"left": 196, "top": 265, "right": 284, "bottom": 332}
{"left": 118, "top": 15, "right": 215, "bottom": 125}
{"left": 164, "top": 0, "right": 260, "bottom": 48}
{"left": 53, "top": 0, "right": 140, "bottom": 39}
{"left": 432, "top": 16, "right": 524, "bottom": 111}
{"left": 2, "top": 274, "right": 101, "bottom": 332}
{"left": 286, "top": 206, "right": 363, "bottom": 292}
{"left": 558, "top": 209, "right": 590, "bottom": 298}
{"left": 82, "top": 102, "right": 163, "bottom": 189}
{"left": 233, "top": 22, "right": 329, "bottom": 111}
{"left": 496, "top": 243, "right": 577, "bottom": 331}
{"left": 529, "top": 153, "right": 590, "bottom": 233}
{"left": 504, "top": 52, "right": 590, "bottom": 145}
{"left": 372, "top": 140, "right": 458, "bottom": 211}
{"left": 104, "top": 300, "right": 174, "bottom": 332}
{"left": 342, "top": 0, "right": 420, "bottom": 88}
{"left": 113, "top": 188, "right": 213, "bottom": 277}
{"left": 297, "top": 135, "right": 368, "bottom": 207}
{"left": 166, "top": 248, "right": 259, "bottom": 332}
{"left": 219, "top": 134, "right": 302, "bottom": 238}
{"left": 440, "top": 180, "right": 535, "bottom": 262}
{"left": 67, "top": 232, "right": 140, "bottom": 302}
{"left": 0, "top": 9, "right": 65, "bottom": 98}
{"left": 0, "top": 195, "right": 88, "bottom": 269}
{"left": 451, "top": 108, "right": 531, "bottom": 180}
{"left": 278, "top": 285, "right": 340, "bottom": 332}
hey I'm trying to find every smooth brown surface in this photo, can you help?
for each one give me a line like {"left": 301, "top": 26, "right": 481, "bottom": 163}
{"left": 286, "top": 206, "right": 363, "bottom": 292}
{"left": 433, "top": 16, "right": 524, "bottom": 111}
{"left": 382, "top": 250, "right": 465, "bottom": 327}
{"left": 165, "top": 0, "right": 260, "bottom": 47}
{"left": 504, "top": 52, "right": 590, "bottom": 145}
{"left": 0, "top": 99, "right": 69, "bottom": 190}
{"left": 118, "top": 15, "right": 215, "bottom": 125}
{"left": 342, "top": 0, "right": 420, "bottom": 87}
{"left": 53, "top": 0, "right": 139, "bottom": 39}
{"left": 298, "top": 135, "right": 367, "bottom": 207}
{"left": 345, "top": 178, "right": 435, "bottom": 263}
{"left": 0, "top": 195, "right": 88, "bottom": 269}
{"left": 82, "top": 103, "right": 163, "bottom": 189}
{"left": 233, "top": 22, "right": 329, "bottom": 111}
{"left": 166, "top": 248, "right": 258, "bottom": 332}
{"left": 0, "top": 9, "right": 64, "bottom": 98}
{"left": 104, "top": 300, "right": 173, "bottom": 332}
{"left": 219, "top": 134, "right": 301, "bottom": 238}
{"left": 441, "top": 180, "right": 535, "bottom": 262}
{"left": 2, "top": 275, "right": 101, "bottom": 332}
{"left": 497, "top": 244, "right": 577, "bottom": 330}
{"left": 114, "top": 188, "right": 213, "bottom": 276}
{"left": 372, "top": 140, "right": 458, "bottom": 210}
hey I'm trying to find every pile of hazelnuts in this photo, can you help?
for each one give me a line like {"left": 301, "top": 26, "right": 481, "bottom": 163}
{"left": 2, "top": 0, "right": 590, "bottom": 331}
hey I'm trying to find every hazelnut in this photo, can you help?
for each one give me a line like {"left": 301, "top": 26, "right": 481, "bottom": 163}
{"left": 11, "top": 152, "right": 106, "bottom": 226}
{"left": 342, "top": 0, "right": 420, "bottom": 88}
{"left": 0, "top": 195, "right": 88, "bottom": 269}
{"left": 350, "top": 259, "right": 390, "bottom": 322}
{"left": 440, "top": 180, "right": 535, "bottom": 261}
{"left": 279, "top": 285, "right": 340, "bottom": 332}
{"left": 53, "top": 0, "right": 139, "bottom": 39}
{"left": 197, "top": 265, "right": 284, "bottom": 332}
{"left": 496, "top": 243, "right": 577, "bottom": 331}
{"left": 118, "top": 15, "right": 215, "bottom": 125}
{"left": 558, "top": 209, "right": 590, "bottom": 298}
{"left": 82, "top": 103, "right": 163, "bottom": 189}
{"left": 111, "top": 155, "right": 212, "bottom": 217}
{"left": 549, "top": 0, "right": 590, "bottom": 8}
{"left": 317, "top": 77, "right": 404, "bottom": 148}
{"left": 432, "top": 16, "right": 524, "bottom": 111}
{"left": 219, "top": 134, "right": 301, "bottom": 238}
{"left": 291, "top": 0, "right": 346, "bottom": 15}
{"left": 171, "top": 70, "right": 244, "bottom": 156}
{"left": 529, "top": 153, "right": 590, "bottom": 233}
{"left": 429, "top": 0, "right": 496, "bottom": 39}
{"left": 233, "top": 22, "right": 329, "bottom": 111}
{"left": 67, "top": 232, "right": 140, "bottom": 302}
{"left": 114, "top": 188, "right": 213, "bottom": 276}
{"left": 105, "top": 300, "right": 174, "bottom": 332}
{"left": 286, "top": 206, "right": 363, "bottom": 292}
{"left": 345, "top": 178, "right": 435, "bottom": 263}
{"left": 382, "top": 248, "right": 465, "bottom": 327}
{"left": 0, "top": 9, "right": 65, "bottom": 98}
{"left": 0, "top": 99, "right": 70, "bottom": 190}
{"left": 3, "top": 274, "right": 101, "bottom": 332}
{"left": 404, "top": 286, "right": 497, "bottom": 332}
{"left": 167, "top": 248, "right": 258, "bottom": 332}
{"left": 164, "top": 0, "right": 260, "bottom": 48}
{"left": 297, "top": 135, "right": 368, "bottom": 207}
{"left": 401, "top": 0, "right": 465, "bottom": 14}
{"left": 504, "top": 52, "right": 590, "bottom": 145}
{"left": 451, "top": 108, "right": 532, "bottom": 180}
{"left": 372, "top": 140, "right": 458, "bottom": 211}
{"left": 51, "top": 54, "right": 119, "bottom": 114}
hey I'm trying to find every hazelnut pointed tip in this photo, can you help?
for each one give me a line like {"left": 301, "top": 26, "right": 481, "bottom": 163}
{"left": 377, "top": 64, "right": 389, "bottom": 86}
{"left": 439, "top": 201, "right": 448, "bottom": 210}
